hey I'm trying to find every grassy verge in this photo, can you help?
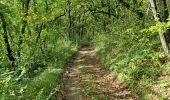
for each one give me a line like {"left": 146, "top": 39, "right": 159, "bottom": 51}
{"left": 92, "top": 32, "right": 169, "bottom": 99}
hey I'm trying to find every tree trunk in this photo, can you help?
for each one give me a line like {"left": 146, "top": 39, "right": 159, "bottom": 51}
{"left": 68, "top": 0, "right": 74, "bottom": 39}
{"left": 160, "top": 0, "right": 170, "bottom": 46}
{"left": 149, "top": 0, "right": 169, "bottom": 55}
{"left": 118, "top": 0, "right": 144, "bottom": 18}
{"left": 36, "top": 24, "right": 43, "bottom": 43}
{"left": 45, "top": 0, "right": 48, "bottom": 13}
{"left": 161, "top": 0, "right": 169, "bottom": 22}
{"left": 18, "top": 0, "right": 30, "bottom": 56}
{"left": 0, "top": 13, "right": 15, "bottom": 66}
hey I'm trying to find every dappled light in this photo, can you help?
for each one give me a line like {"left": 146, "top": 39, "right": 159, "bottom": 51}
{"left": 57, "top": 44, "right": 136, "bottom": 100}
{"left": 0, "top": 0, "right": 170, "bottom": 100}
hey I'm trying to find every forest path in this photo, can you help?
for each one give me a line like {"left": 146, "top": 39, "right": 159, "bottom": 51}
{"left": 57, "top": 44, "right": 137, "bottom": 100}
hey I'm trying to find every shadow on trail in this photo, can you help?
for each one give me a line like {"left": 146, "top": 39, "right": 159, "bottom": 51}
{"left": 57, "top": 44, "right": 137, "bottom": 100}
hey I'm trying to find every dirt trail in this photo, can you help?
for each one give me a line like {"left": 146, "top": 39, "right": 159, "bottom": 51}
{"left": 57, "top": 44, "right": 137, "bottom": 100}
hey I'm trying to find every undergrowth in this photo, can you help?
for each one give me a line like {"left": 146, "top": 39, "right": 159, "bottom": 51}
{"left": 92, "top": 17, "right": 169, "bottom": 99}
{"left": 0, "top": 38, "right": 79, "bottom": 100}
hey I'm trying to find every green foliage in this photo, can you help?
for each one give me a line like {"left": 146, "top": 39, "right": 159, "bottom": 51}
{"left": 0, "top": 0, "right": 85, "bottom": 99}
{"left": 0, "top": 38, "right": 78, "bottom": 99}
{"left": 149, "top": 22, "right": 169, "bottom": 33}
{"left": 0, "top": 0, "right": 170, "bottom": 99}
{"left": 92, "top": 7, "right": 167, "bottom": 98}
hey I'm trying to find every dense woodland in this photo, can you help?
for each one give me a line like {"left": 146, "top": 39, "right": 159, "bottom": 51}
{"left": 0, "top": 0, "right": 170, "bottom": 99}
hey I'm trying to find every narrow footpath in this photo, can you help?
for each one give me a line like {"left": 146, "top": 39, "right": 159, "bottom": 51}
{"left": 57, "top": 44, "right": 137, "bottom": 100}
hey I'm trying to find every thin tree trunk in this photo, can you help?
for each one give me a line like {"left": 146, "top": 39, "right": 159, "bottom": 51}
{"left": 107, "top": 0, "right": 111, "bottom": 18}
{"left": 160, "top": 0, "right": 170, "bottom": 45}
{"left": 118, "top": 0, "right": 144, "bottom": 18}
{"left": 149, "top": 0, "right": 169, "bottom": 55}
{"left": 0, "top": 13, "right": 15, "bottom": 66}
{"left": 36, "top": 24, "right": 43, "bottom": 43}
{"left": 18, "top": 0, "right": 30, "bottom": 56}
{"left": 45, "top": 0, "right": 48, "bottom": 13}
{"left": 68, "top": 0, "right": 74, "bottom": 39}
{"left": 161, "top": 0, "right": 169, "bottom": 22}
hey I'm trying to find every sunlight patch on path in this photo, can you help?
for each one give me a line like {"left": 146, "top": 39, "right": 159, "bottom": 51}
{"left": 57, "top": 44, "right": 137, "bottom": 100}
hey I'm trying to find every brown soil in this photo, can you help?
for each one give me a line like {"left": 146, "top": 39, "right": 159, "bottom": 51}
{"left": 57, "top": 44, "right": 137, "bottom": 100}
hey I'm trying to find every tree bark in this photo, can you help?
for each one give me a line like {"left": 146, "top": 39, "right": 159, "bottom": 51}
{"left": 149, "top": 0, "right": 169, "bottom": 55}
{"left": 0, "top": 13, "right": 15, "bottom": 66}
